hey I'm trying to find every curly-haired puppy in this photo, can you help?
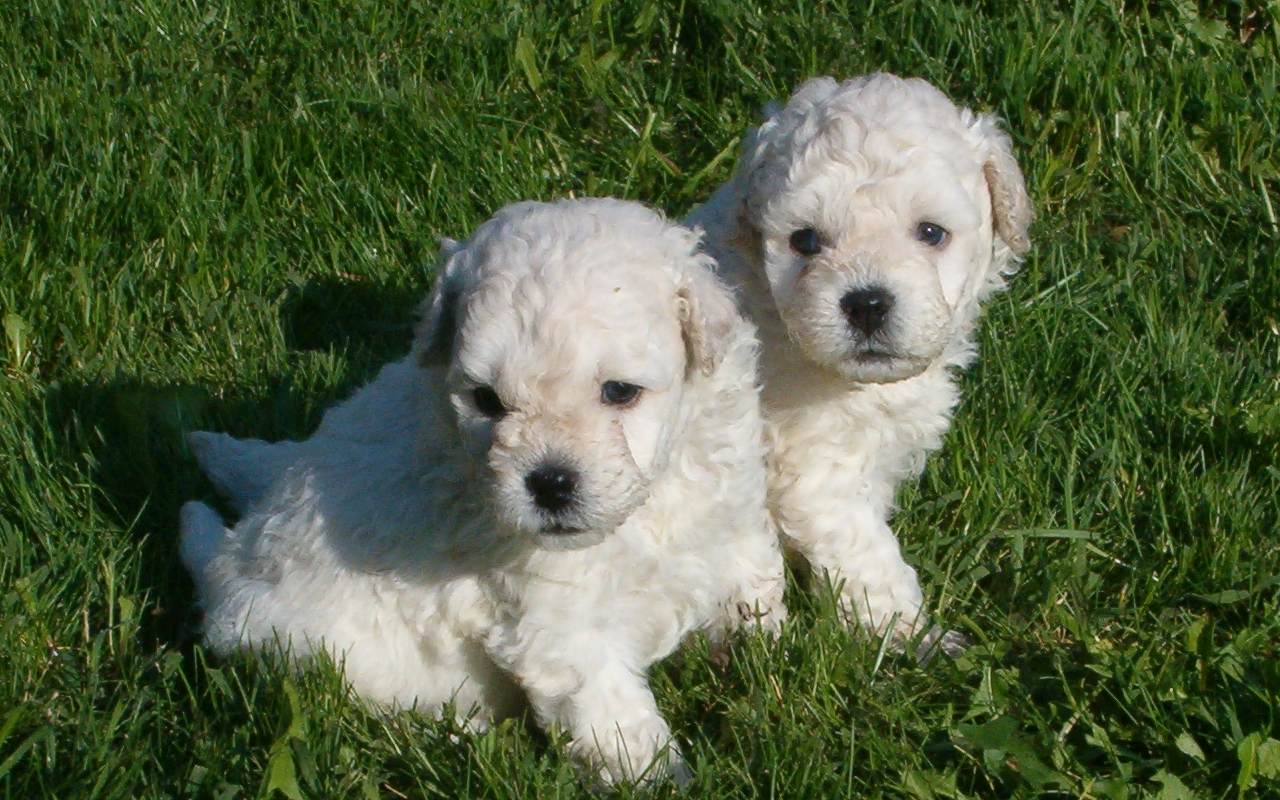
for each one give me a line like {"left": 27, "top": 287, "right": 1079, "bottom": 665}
{"left": 686, "top": 73, "right": 1032, "bottom": 657}
{"left": 180, "top": 199, "right": 785, "bottom": 785}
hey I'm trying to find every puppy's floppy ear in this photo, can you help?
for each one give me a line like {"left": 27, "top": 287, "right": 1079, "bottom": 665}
{"left": 973, "top": 114, "right": 1033, "bottom": 257}
{"left": 416, "top": 237, "right": 468, "bottom": 367}
{"left": 677, "top": 252, "right": 741, "bottom": 377}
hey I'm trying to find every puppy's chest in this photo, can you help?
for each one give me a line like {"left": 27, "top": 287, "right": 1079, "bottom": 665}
{"left": 485, "top": 535, "right": 723, "bottom": 638}
{"left": 764, "top": 375, "right": 958, "bottom": 482}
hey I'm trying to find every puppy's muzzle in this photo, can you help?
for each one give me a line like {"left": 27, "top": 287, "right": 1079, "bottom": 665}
{"left": 524, "top": 463, "right": 578, "bottom": 514}
{"left": 840, "top": 286, "right": 894, "bottom": 338}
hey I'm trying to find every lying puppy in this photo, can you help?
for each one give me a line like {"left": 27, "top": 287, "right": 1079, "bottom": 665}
{"left": 687, "top": 73, "right": 1032, "bottom": 656}
{"left": 180, "top": 198, "right": 785, "bottom": 785}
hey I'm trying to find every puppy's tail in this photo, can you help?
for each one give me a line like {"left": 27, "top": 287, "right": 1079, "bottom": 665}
{"left": 179, "top": 501, "right": 228, "bottom": 593}
{"left": 187, "top": 431, "right": 299, "bottom": 514}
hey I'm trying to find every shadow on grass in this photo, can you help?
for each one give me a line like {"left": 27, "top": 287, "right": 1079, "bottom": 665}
{"left": 279, "top": 273, "right": 423, "bottom": 357}
{"left": 32, "top": 376, "right": 321, "bottom": 649}
{"left": 30, "top": 276, "right": 430, "bottom": 650}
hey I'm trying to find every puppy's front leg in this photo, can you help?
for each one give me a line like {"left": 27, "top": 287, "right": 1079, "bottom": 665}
{"left": 779, "top": 500, "right": 964, "bottom": 660}
{"left": 493, "top": 636, "right": 690, "bottom": 787}
{"left": 705, "top": 529, "right": 788, "bottom": 652}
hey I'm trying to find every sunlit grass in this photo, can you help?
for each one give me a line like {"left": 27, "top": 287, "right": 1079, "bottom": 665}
{"left": 1, "top": 1, "right": 1277, "bottom": 796}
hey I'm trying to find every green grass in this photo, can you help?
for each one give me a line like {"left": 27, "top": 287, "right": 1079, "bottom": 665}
{"left": 2, "top": 0, "right": 1278, "bottom": 796}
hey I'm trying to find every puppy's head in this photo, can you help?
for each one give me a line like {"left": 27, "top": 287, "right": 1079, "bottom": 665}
{"left": 417, "top": 199, "right": 737, "bottom": 549}
{"left": 735, "top": 73, "right": 1032, "bottom": 383}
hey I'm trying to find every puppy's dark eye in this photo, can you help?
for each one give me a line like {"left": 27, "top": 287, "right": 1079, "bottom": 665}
{"left": 472, "top": 386, "right": 507, "bottom": 418}
{"left": 915, "top": 222, "right": 949, "bottom": 247}
{"left": 601, "top": 381, "right": 643, "bottom": 407}
{"left": 789, "top": 228, "right": 823, "bottom": 256}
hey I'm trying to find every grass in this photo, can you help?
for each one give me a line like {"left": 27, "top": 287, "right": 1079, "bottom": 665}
{"left": 1, "top": 0, "right": 1278, "bottom": 796}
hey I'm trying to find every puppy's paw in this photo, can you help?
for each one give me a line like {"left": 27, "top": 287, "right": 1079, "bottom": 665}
{"left": 743, "top": 596, "right": 788, "bottom": 641}
{"left": 704, "top": 594, "right": 786, "bottom": 667}
{"left": 578, "top": 724, "right": 690, "bottom": 789}
{"left": 187, "top": 430, "right": 252, "bottom": 491}
{"left": 634, "top": 744, "right": 692, "bottom": 790}
{"left": 727, "top": 576, "right": 788, "bottom": 639}
{"left": 663, "top": 751, "right": 694, "bottom": 790}
{"left": 186, "top": 430, "right": 289, "bottom": 513}
{"left": 913, "top": 625, "right": 969, "bottom": 664}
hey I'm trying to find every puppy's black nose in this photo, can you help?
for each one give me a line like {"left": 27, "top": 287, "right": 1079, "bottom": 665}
{"left": 525, "top": 465, "right": 577, "bottom": 513}
{"left": 840, "top": 287, "right": 894, "bottom": 337}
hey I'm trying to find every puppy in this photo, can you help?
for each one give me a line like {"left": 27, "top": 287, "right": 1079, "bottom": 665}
{"left": 686, "top": 73, "right": 1032, "bottom": 656}
{"left": 180, "top": 198, "right": 785, "bottom": 785}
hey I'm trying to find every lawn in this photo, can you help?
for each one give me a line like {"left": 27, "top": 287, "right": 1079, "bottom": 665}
{"left": 1, "top": 1, "right": 1277, "bottom": 797}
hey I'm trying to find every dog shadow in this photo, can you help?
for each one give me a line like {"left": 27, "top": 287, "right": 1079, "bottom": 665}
{"left": 278, "top": 273, "right": 424, "bottom": 357}
{"left": 33, "top": 275, "right": 431, "bottom": 649}
{"left": 30, "top": 376, "right": 314, "bottom": 649}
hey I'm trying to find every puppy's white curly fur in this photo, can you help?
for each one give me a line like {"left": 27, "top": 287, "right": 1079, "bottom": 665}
{"left": 181, "top": 199, "right": 785, "bottom": 786}
{"left": 687, "top": 73, "right": 1032, "bottom": 657}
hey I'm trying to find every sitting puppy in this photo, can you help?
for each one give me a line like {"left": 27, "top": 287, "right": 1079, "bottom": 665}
{"left": 180, "top": 198, "right": 785, "bottom": 785}
{"left": 686, "top": 73, "right": 1033, "bottom": 656}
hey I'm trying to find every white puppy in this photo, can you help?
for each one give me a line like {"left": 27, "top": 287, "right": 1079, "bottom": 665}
{"left": 686, "top": 73, "right": 1032, "bottom": 656}
{"left": 180, "top": 198, "right": 785, "bottom": 785}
